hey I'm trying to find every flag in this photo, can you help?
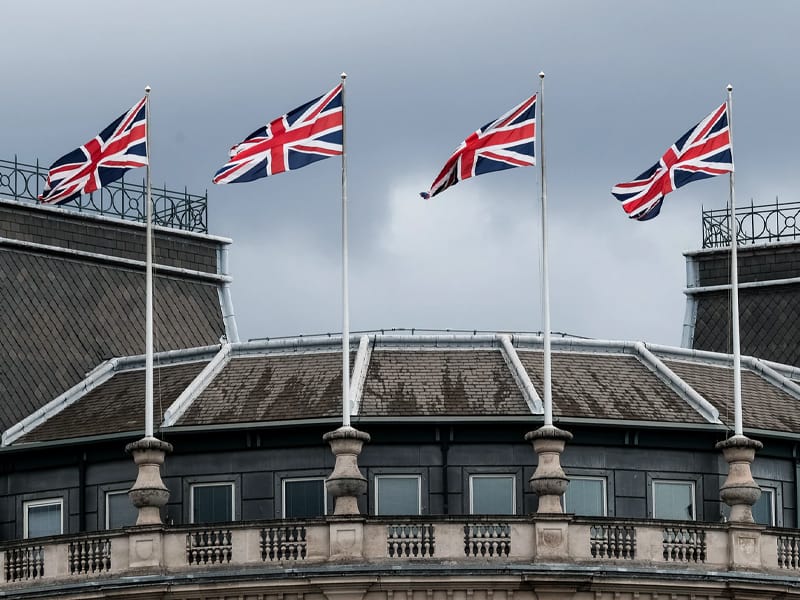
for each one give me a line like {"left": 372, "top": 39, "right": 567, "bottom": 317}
{"left": 612, "top": 102, "right": 733, "bottom": 221}
{"left": 213, "top": 84, "right": 343, "bottom": 184}
{"left": 420, "top": 94, "right": 536, "bottom": 199}
{"left": 39, "top": 97, "right": 148, "bottom": 204}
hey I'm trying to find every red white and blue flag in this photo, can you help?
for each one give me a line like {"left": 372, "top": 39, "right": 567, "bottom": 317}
{"left": 213, "top": 85, "right": 343, "bottom": 184}
{"left": 39, "top": 97, "right": 148, "bottom": 205}
{"left": 421, "top": 94, "right": 536, "bottom": 199}
{"left": 612, "top": 102, "right": 733, "bottom": 221}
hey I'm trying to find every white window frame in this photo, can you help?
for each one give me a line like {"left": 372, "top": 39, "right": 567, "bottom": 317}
{"left": 282, "top": 477, "right": 327, "bottom": 519}
{"left": 374, "top": 474, "right": 421, "bottom": 516}
{"left": 23, "top": 498, "right": 64, "bottom": 539}
{"left": 652, "top": 479, "right": 696, "bottom": 521}
{"left": 104, "top": 490, "right": 136, "bottom": 530}
{"left": 752, "top": 486, "right": 776, "bottom": 526}
{"left": 564, "top": 476, "right": 607, "bottom": 516}
{"left": 468, "top": 474, "right": 516, "bottom": 515}
{"left": 190, "top": 482, "right": 235, "bottom": 524}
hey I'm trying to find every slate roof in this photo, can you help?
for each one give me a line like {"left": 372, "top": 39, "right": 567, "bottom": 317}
{"left": 517, "top": 351, "right": 707, "bottom": 424}
{"left": 18, "top": 361, "right": 208, "bottom": 443}
{"left": 359, "top": 350, "right": 527, "bottom": 416}
{"left": 10, "top": 334, "right": 800, "bottom": 446}
{"left": 177, "top": 353, "right": 351, "bottom": 426}
{"left": 664, "top": 359, "right": 800, "bottom": 434}
{"left": 688, "top": 243, "right": 800, "bottom": 367}
{"left": 1, "top": 200, "right": 228, "bottom": 434}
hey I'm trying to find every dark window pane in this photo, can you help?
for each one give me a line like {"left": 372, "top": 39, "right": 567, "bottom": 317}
{"left": 27, "top": 502, "right": 62, "bottom": 538}
{"left": 565, "top": 478, "right": 605, "bottom": 516}
{"left": 107, "top": 492, "right": 138, "bottom": 529}
{"left": 752, "top": 489, "right": 774, "bottom": 525}
{"left": 653, "top": 481, "right": 694, "bottom": 520}
{"left": 377, "top": 477, "right": 419, "bottom": 515}
{"left": 193, "top": 484, "right": 233, "bottom": 523}
{"left": 284, "top": 479, "right": 325, "bottom": 518}
{"left": 471, "top": 476, "right": 514, "bottom": 515}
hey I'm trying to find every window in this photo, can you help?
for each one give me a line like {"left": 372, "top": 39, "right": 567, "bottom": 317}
{"left": 106, "top": 491, "right": 138, "bottom": 529}
{"left": 24, "top": 499, "right": 63, "bottom": 538}
{"left": 191, "top": 483, "right": 234, "bottom": 524}
{"left": 375, "top": 475, "right": 421, "bottom": 515}
{"left": 752, "top": 487, "right": 775, "bottom": 526}
{"left": 564, "top": 477, "right": 607, "bottom": 516}
{"left": 652, "top": 480, "right": 695, "bottom": 520}
{"left": 283, "top": 478, "right": 326, "bottom": 519}
{"left": 469, "top": 475, "right": 515, "bottom": 515}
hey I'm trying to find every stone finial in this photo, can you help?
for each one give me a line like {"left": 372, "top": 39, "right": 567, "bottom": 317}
{"left": 525, "top": 425, "right": 573, "bottom": 514}
{"left": 716, "top": 435, "right": 763, "bottom": 523}
{"left": 125, "top": 437, "right": 173, "bottom": 526}
{"left": 323, "top": 426, "right": 370, "bottom": 516}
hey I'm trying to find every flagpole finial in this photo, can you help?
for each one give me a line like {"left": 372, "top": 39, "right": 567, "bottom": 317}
{"left": 727, "top": 84, "right": 733, "bottom": 92}
{"left": 341, "top": 72, "right": 347, "bottom": 80}
{"left": 539, "top": 71, "right": 545, "bottom": 79}
{"left": 145, "top": 85, "right": 151, "bottom": 94}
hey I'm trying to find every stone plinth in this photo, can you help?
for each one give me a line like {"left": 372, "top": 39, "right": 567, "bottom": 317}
{"left": 125, "top": 437, "right": 173, "bottom": 526}
{"left": 526, "top": 425, "right": 573, "bottom": 514}
{"left": 323, "top": 426, "right": 370, "bottom": 516}
{"left": 716, "top": 435, "right": 763, "bottom": 523}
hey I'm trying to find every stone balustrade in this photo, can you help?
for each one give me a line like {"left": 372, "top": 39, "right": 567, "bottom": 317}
{"left": 1, "top": 516, "right": 797, "bottom": 590}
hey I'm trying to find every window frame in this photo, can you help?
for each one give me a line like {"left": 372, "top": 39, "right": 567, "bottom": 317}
{"left": 281, "top": 477, "right": 327, "bottom": 519}
{"left": 750, "top": 484, "right": 777, "bottom": 526}
{"left": 468, "top": 473, "right": 517, "bottom": 515}
{"left": 189, "top": 481, "right": 236, "bottom": 524}
{"left": 651, "top": 479, "right": 696, "bottom": 521}
{"left": 104, "top": 489, "right": 139, "bottom": 530}
{"left": 23, "top": 498, "right": 64, "bottom": 539}
{"left": 374, "top": 474, "right": 422, "bottom": 516}
{"left": 564, "top": 475, "right": 608, "bottom": 516}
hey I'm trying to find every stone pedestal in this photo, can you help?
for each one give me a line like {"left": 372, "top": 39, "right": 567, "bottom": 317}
{"left": 525, "top": 425, "right": 573, "bottom": 514}
{"left": 125, "top": 437, "right": 173, "bottom": 526}
{"left": 716, "top": 435, "right": 763, "bottom": 523}
{"left": 323, "top": 426, "right": 370, "bottom": 516}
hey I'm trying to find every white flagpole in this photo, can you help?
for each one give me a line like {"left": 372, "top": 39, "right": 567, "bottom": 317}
{"left": 144, "top": 85, "right": 154, "bottom": 439}
{"left": 726, "top": 84, "right": 743, "bottom": 437}
{"left": 538, "top": 72, "right": 553, "bottom": 428}
{"left": 340, "top": 73, "right": 351, "bottom": 429}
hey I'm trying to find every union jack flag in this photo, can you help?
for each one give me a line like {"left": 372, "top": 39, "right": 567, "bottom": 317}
{"left": 213, "top": 85, "right": 343, "bottom": 184}
{"left": 39, "top": 97, "right": 148, "bottom": 204}
{"left": 612, "top": 102, "right": 733, "bottom": 221}
{"left": 421, "top": 94, "right": 536, "bottom": 199}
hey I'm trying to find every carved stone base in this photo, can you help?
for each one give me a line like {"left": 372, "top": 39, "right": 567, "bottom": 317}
{"left": 125, "top": 437, "right": 173, "bottom": 526}
{"left": 525, "top": 425, "right": 573, "bottom": 514}
{"left": 716, "top": 435, "right": 763, "bottom": 523}
{"left": 323, "top": 426, "right": 370, "bottom": 516}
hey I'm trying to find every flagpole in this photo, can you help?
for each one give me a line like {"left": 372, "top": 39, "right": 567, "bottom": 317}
{"left": 340, "top": 72, "right": 351, "bottom": 429}
{"left": 726, "top": 84, "right": 743, "bottom": 437}
{"left": 144, "top": 85, "right": 154, "bottom": 439}
{"left": 539, "top": 72, "right": 553, "bottom": 428}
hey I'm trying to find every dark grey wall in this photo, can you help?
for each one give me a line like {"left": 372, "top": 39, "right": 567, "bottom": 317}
{"left": 1, "top": 423, "right": 796, "bottom": 541}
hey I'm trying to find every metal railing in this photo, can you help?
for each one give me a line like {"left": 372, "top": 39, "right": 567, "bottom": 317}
{"left": 0, "top": 156, "right": 207, "bottom": 233}
{"left": 702, "top": 199, "right": 800, "bottom": 248}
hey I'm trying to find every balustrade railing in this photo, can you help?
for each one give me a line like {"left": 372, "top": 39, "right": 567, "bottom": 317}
{"left": 589, "top": 523, "right": 636, "bottom": 559}
{"left": 0, "top": 156, "right": 207, "bottom": 233}
{"left": 777, "top": 533, "right": 800, "bottom": 569}
{"left": 186, "top": 529, "right": 232, "bottom": 565}
{"left": 464, "top": 523, "right": 511, "bottom": 557}
{"left": 68, "top": 537, "right": 111, "bottom": 575}
{"left": 3, "top": 545, "right": 44, "bottom": 582}
{"left": 387, "top": 523, "right": 435, "bottom": 558}
{"left": 702, "top": 199, "right": 800, "bottom": 248}
{"left": 261, "top": 525, "right": 307, "bottom": 561}
{"left": 662, "top": 526, "right": 706, "bottom": 563}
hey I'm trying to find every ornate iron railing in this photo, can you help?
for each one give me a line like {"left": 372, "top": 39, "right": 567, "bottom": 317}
{"left": 0, "top": 156, "right": 207, "bottom": 233}
{"left": 702, "top": 199, "right": 800, "bottom": 248}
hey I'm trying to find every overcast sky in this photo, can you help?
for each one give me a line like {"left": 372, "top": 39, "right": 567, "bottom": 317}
{"left": 3, "top": 1, "right": 799, "bottom": 346}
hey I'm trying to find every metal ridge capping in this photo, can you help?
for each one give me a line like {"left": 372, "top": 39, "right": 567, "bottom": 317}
{"left": 162, "top": 343, "right": 233, "bottom": 428}
{"left": 499, "top": 334, "right": 543, "bottom": 414}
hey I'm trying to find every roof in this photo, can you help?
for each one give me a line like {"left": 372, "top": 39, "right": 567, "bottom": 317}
{"left": 0, "top": 199, "right": 232, "bottom": 434}
{"left": 7, "top": 334, "right": 800, "bottom": 447}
